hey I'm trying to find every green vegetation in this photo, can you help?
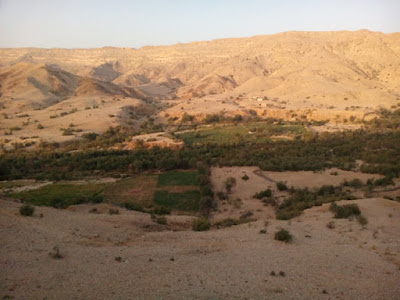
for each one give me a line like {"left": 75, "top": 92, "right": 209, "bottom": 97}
{"left": 274, "top": 229, "right": 293, "bottom": 243}
{"left": 103, "top": 175, "right": 157, "bottom": 209}
{"left": 157, "top": 170, "right": 200, "bottom": 186}
{"left": 276, "top": 181, "right": 288, "bottom": 191}
{"left": 276, "top": 185, "right": 353, "bottom": 220}
{"left": 19, "top": 204, "right": 35, "bottom": 216}
{"left": 224, "top": 177, "right": 237, "bottom": 194}
{"left": 214, "top": 215, "right": 256, "bottom": 228}
{"left": 192, "top": 217, "right": 211, "bottom": 231}
{"left": 13, "top": 183, "right": 107, "bottom": 208}
{"left": 151, "top": 214, "right": 167, "bottom": 225}
{"left": 329, "top": 202, "right": 361, "bottom": 218}
{"left": 2, "top": 129, "right": 400, "bottom": 181}
{"left": 253, "top": 188, "right": 272, "bottom": 199}
{"left": 154, "top": 190, "right": 200, "bottom": 212}
{"left": 178, "top": 122, "right": 305, "bottom": 145}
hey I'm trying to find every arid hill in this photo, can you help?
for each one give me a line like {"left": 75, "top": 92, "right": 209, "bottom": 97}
{"left": 0, "top": 30, "right": 399, "bottom": 143}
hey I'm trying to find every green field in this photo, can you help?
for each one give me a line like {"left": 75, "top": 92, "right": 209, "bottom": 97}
{"left": 178, "top": 123, "right": 306, "bottom": 145}
{"left": 103, "top": 175, "right": 158, "bottom": 209}
{"left": 13, "top": 183, "right": 108, "bottom": 208}
{"left": 10, "top": 170, "right": 203, "bottom": 213}
{"left": 154, "top": 190, "right": 200, "bottom": 212}
{"left": 157, "top": 170, "right": 200, "bottom": 186}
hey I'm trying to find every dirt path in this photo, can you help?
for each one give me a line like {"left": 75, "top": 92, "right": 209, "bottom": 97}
{"left": 253, "top": 168, "right": 276, "bottom": 183}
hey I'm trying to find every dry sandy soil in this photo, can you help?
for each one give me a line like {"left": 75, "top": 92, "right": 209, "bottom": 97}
{"left": 1, "top": 30, "right": 400, "bottom": 147}
{"left": 1, "top": 168, "right": 400, "bottom": 300}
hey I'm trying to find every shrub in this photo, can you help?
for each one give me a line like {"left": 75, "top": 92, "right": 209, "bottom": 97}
{"left": 108, "top": 208, "right": 120, "bottom": 215}
{"left": 225, "top": 177, "right": 237, "bottom": 194}
{"left": 49, "top": 246, "right": 63, "bottom": 259}
{"left": 253, "top": 189, "right": 272, "bottom": 199}
{"left": 276, "top": 181, "right": 288, "bottom": 191}
{"left": 122, "top": 202, "right": 145, "bottom": 212}
{"left": 19, "top": 204, "right": 35, "bottom": 216}
{"left": 241, "top": 174, "right": 249, "bottom": 181}
{"left": 217, "top": 191, "right": 228, "bottom": 200}
{"left": 274, "top": 229, "right": 293, "bottom": 243}
{"left": 151, "top": 214, "right": 167, "bottom": 225}
{"left": 88, "top": 207, "right": 99, "bottom": 214}
{"left": 357, "top": 214, "right": 368, "bottom": 228}
{"left": 192, "top": 218, "right": 211, "bottom": 231}
{"left": 329, "top": 202, "right": 361, "bottom": 218}
{"left": 214, "top": 216, "right": 256, "bottom": 228}
{"left": 317, "top": 185, "right": 335, "bottom": 196}
{"left": 326, "top": 221, "right": 335, "bottom": 229}
{"left": 343, "top": 178, "right": 363, "bottom": 188}
{"left": 262, "top": 197, "right": 277, "bottom": 206}
{"left": 150, "top": 206, "right": 171, "bottom": 215}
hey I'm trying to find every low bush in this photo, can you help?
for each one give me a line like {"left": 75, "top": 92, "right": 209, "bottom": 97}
{"left": 49, "top": 246, "right": 63, "bottom": 259}
{"left": 253, "top": 189, "right": 272, "bottom": 199}
{"left": 357, "top": 214, "right": 368, "bottom": 228}
{"left": 108, "top": 208, "right": 120, "bottom": 215}
{"left": 241, "top": 174, "right": 249, "bottom": 181}
{"left": 329, "top": 202, "right": 361, "bottom": 218}
{"left": 326, "top": 221, "right": 335, "bottom": 229}
{"left": 262, "top": 197, "right": 277, "bottom": 206}
{"left": 343, "top": 178, "right": 363, "bottom": 188}
{"left": 276, "top": 182, "right": 288, "bottom": 191}
{"left": 150, "top": 206, "right": 171, "bottom": 215}
{"left": 192, "top": 218, "right": 211, "bottom": 231}
{"left": 122, "top": 202, "right": 145, "bottom": 212}
{"left": 151, "top": 214, "right": 167, "bottom": 225}
{"left": 217, "top": 191, "right": 228, "bottom": 200}
{"left": 19, "top": 204, "right": 35, "bottom": 216}
{"left": 274, "top": 229, "right": 293, "bottom": 243}
{"left": 214, "top": 215, "right": 256, "bottom": 228}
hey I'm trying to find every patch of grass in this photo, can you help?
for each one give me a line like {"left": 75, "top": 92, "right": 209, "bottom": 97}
{"left": 157, "top": 170, "right": 200, "bottom": 186}
{"left": 19, "top": 204, "right": 35, "bottom": 216}
{"left": 154, "top": 190, "right": 200, "bottom": 212}
{"left": 192, "top": 218, "right": 211, "bottom": 231}
{"left": 13, "top": 183, "right": 108, "bottom": 209}
{"left": 103, "top": 175, "right": 157, "bottom": 208}
{"left": 274, "top": 229, "right": 293, "bottom": 243}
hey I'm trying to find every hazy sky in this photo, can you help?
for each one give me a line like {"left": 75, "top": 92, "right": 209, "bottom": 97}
{"left": 0, "top": 0, "right": 399, "bottom": 48}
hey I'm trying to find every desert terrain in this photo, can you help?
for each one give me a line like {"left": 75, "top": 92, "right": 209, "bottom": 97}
{"left": 1, "top": 30, "right": 400, "bottom": 300}
{"left": 1, "top": 167, "right": 400, "bottom": 299}
{"left": 1, "top": 30, "right": 400, "bottom": 147}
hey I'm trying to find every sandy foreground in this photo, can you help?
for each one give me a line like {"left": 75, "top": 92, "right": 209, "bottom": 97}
{"left": 1, "top": 193, "right": 399, "bottom": 300}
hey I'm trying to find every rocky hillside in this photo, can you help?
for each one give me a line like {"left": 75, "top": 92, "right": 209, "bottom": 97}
{"left": 0, "top": 30, "right": 399, "bottom": 143}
